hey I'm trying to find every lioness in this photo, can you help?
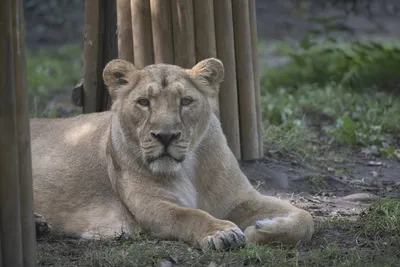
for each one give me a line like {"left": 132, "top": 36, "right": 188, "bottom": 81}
{"left": 31, "top": 58, "right": 314, "bottom": 250}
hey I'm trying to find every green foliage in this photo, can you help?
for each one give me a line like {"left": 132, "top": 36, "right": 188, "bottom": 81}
{"left": 27, "top": 44, "right": 82, "bottom": 117}
{"left": 261, "top": 14, "right": 400, "bottom": 94}
{"left": 262, "top": 40, "right": 400, "bottom": 93}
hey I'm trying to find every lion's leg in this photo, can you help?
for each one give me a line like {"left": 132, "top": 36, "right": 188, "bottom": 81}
{"left": 130, "top": 198, "right": 247, "bottom": 251}
{"left": 226, "top": 191, "right": 314, "bottom": 245}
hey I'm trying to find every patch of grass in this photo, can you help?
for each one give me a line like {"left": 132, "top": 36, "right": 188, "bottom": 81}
{"left": 356, "top": 198, "right": 400, "bottom": 240}
{"left": 261, "top": 84, "right": 400, "bottom": 157}
{"left": 263, "top": 120, "right": 313, "bottom": 159}
{"left": 27, "top": 43, "right": 82, "bottom": 117}
{"left": 37, "top": 199, "right": 400, "bottom": 267}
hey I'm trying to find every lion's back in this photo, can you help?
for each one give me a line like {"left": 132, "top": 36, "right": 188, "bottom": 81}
{"left": 30, "top": 111, "right": 114, "bottom": 213}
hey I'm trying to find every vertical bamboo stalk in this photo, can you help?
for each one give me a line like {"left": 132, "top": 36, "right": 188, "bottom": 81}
{"left": 0, "top": 0, "right": 24, "bottom": 266}
{"left": 213, "top": 0, "right": 241, "bottom": 159}
{"left": 171, "top": 0, "right": 196, "bottom": 68}
{"left": 150, "top": 0, "right": 174, "bottom": 64}
{"left": 117, "top": 0, "right": 134, "bottom": 63}
{"left": 82, "top": 0, "right": 117, "bottom": 113}
{"left": 131, "top": 0, "right": 153, "bottom": 68}
{"left": 83, "top": 0, "right": 100, "bottom": 113}
{"left": 232, "top": 0, "right": 259, "bottom": 160}
{"left": 0, "top": 238, "right": 2, "bottom": 266}
{"left": 249, "top": 0, "right": 263, "bottom": 158}
{"left": 193, "top": 0, "right": 220, "bottom": 118}
{"left": 13, "top": 0, "right": 37, "bottom": 265}
{"left": 100, "top": 0, "right": 118, "bottom": 110}
{"left": 193, "top": 0, "right": 216, "bottom": 60}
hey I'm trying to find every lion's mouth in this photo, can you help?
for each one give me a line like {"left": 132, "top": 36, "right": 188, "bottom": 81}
{"left": 148, "top": 153, "right": 185, "bottom": 163}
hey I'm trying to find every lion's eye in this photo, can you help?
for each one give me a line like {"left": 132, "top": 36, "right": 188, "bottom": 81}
{"left": 180, "top": 98, "right": 193, "bottom": 106}
{"left": 137, "top": 98, "right": 150, "bottom": 107}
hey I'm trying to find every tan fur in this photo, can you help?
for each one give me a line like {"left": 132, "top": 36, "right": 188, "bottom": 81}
{"left": 31, "top": 58, "right": 314, "bottom": 250}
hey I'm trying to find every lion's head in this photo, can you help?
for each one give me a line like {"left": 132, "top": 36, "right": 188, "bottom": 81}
{"left": 103, "top": 58, "right": 224, "bottom": 175}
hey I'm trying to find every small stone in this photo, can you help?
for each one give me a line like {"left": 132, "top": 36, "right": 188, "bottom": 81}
{"left": 158, "top": 260, "right": 173, "bottom": 267}
{"left": 371, "top": 171, "right": 378, "bottom": 178}
{"left": 367, "top": 161, "right": 382, "bottom": 166}
{"left": 158, "top": 256, "right": 177, "bottom": 267}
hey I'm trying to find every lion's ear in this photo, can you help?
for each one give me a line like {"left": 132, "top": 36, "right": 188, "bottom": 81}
{"left": 188, "top": 58, "right": 224, "bottom": 95}
{"left": 103, "top": 59, "right": 137, "bottom": 98}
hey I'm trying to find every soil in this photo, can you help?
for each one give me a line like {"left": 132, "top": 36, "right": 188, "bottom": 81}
{"left": 242, "top": 152, "right": 400, "bottom": 220}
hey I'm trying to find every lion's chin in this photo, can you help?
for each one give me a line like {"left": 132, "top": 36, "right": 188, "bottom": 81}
{"left": 148, "top": 156, "right": 184, "bottom": 175}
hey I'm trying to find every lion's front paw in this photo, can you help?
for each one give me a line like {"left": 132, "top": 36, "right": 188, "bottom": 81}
{"left": 201, "top": 226, "right": 247, "bottom": 251}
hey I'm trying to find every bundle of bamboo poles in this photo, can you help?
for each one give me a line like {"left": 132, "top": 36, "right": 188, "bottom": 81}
{"left": 0, "top": 0, "right": 37, "bottom": 266}
{"left": 81, "top": 0, "right": 263, "bottom": 160}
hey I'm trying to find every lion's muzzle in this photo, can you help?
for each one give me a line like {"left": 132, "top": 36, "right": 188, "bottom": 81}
{"left": 142, "top": 130, "right": 188, "bottom": 173}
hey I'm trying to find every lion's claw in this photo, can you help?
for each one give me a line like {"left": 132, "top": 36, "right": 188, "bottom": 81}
{"left": 202, "top": 227, "right": 247, "bottom": 251}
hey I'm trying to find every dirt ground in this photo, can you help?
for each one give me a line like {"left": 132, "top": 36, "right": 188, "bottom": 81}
{"left": 243, "top": 150, "right": 400, "bottom": 217}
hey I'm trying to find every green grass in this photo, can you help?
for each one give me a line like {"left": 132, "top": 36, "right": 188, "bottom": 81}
{"left": 36, "top": 198, "right": 400, "bottom": 267}
{"left": 27, "top": 44, "right": 82, "bottom": 117}
{"left": 356, "top": 198, "right": 400, "bottom": 239}
{"left": 260, "top": 39, "right": 400, "bottom": 158}
{"left": 262, "top": 85, "right": 400, "bottom": 157}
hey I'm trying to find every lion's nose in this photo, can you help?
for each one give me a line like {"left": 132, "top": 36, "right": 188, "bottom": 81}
{"left": 151, "top": 131, "right": 181, "bottom": 147}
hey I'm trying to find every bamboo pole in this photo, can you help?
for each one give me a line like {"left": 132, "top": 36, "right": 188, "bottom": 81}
{"left": 12, "top": 0, "right": 37, "bottom": 265}
{"left": 117, "top": 0, "right": 134, "bottom": 63}
{"left": 232, "top": 0, "right": 259, "bottom": 160}
{"left": 193, "top": 0, "right": 220, "bottom": 118}
{"left": 100, "top": 0, "right": 118, "bottom": 110}
{"left": 150, "top": 0, "right": 174, "bottom": 64}
{"left": 82, "top": 0, "right": 117, "bottom": 113}
{"left": 0, "top": 0, "right": 24, "bottom": 266}
{"left": 249, "top": 0, "right": 263, "bottom": 158}
{"left": 171, "top": 0, "right": 196, "bottom": 68}
{"left": 83, "top": 0, "right": 101, "bottom": 113}
{"left": 213, "top": 0, "right": 241, "bottom": 159}
{"left": 131, "top": 0, "right": 153, "bottom": 68}
{"left": 193, "top": 0, "right": 216, "bottom": 61}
